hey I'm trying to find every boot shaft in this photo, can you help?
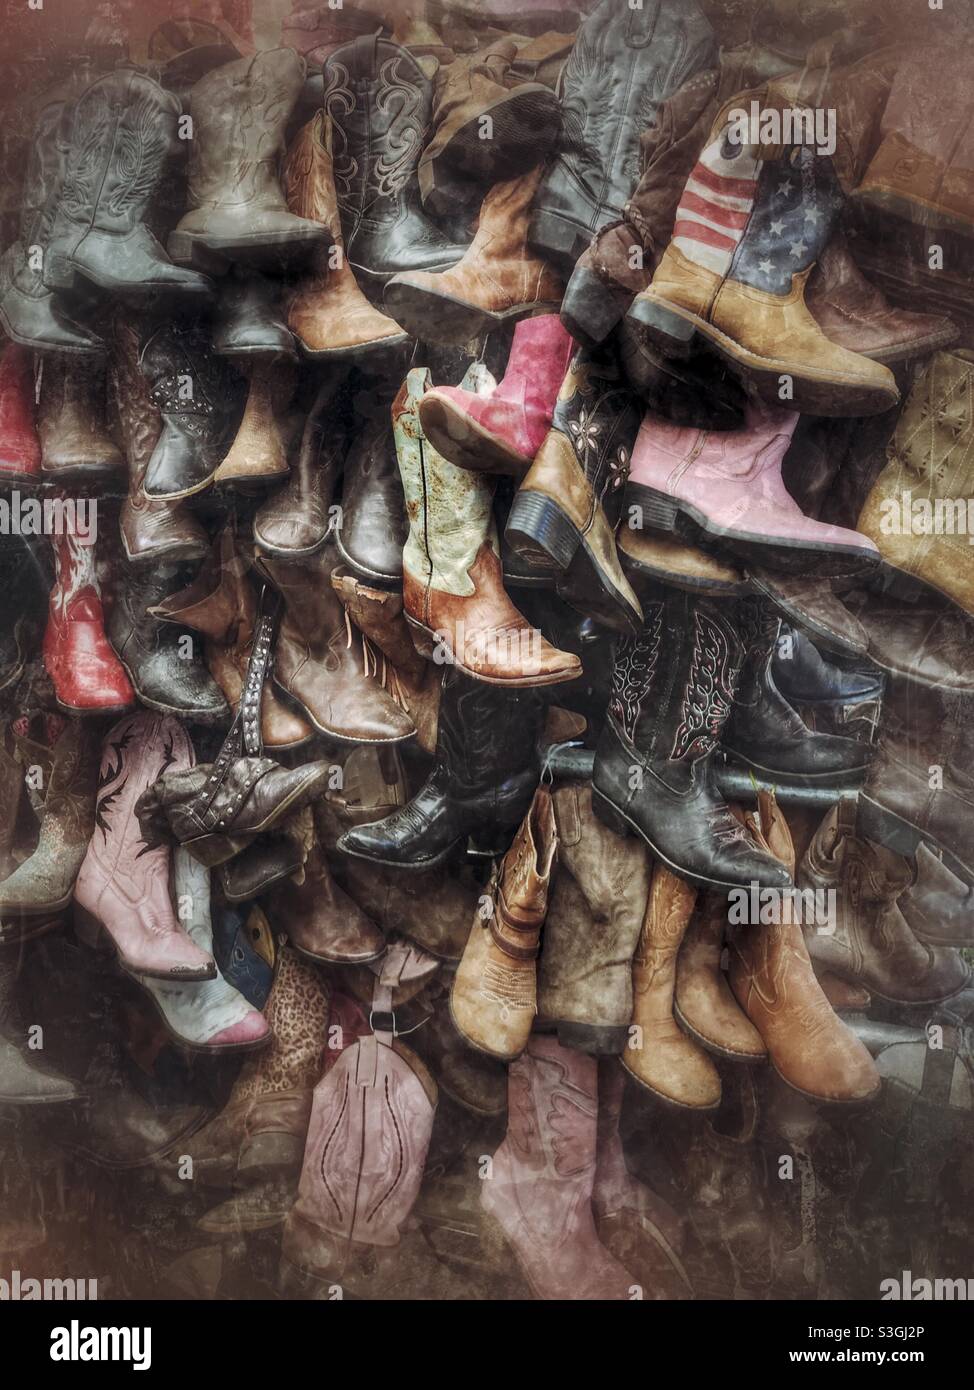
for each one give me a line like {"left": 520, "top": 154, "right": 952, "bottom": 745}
{"left": 504, "top": 1033, "right": 600, "bottom": 1182}
{"left": 496, "top": 313, "right": 575, "bottom": 418}
{"left": 282, "top": 111, "right": 341, "bottom": 269}
{"left": 434, "top": 667, "right": 542, "bottom": 799}
{"left": 234, "top": 944, "right": 330, "bottom": 1107}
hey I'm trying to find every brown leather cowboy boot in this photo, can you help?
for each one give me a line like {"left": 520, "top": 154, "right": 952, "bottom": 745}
{"left": 253, "top": 372, "right": 349, "bottom": 557}
{"left": 385, "top": 165, "right": 563, "bottom": 344}
{"left": 151, "top": 525, "right": 312, "bottom": 749}
{"left": 256, "top": 544, "right": 415, "bottom": 745}
{"left": 728, "top": 790, "right": 880, "bottom": 1104}
{"left": 674, "top": 890, "right": 768, "bottom": 1062}
{"left": 110, "top": 314, "right": 210, "bottom": 567}
{"left": 37, "top": 355, "right": 123, "bottom": 482}
{"left": 211, "top": 360, "right": 296, "bottom": 487}
{"left": 451, "top": 786, "right": 557, "bottom": 1061}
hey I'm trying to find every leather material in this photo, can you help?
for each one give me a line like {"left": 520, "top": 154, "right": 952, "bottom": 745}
{"left": 219, "top": 834, "right": 303, "bottom": 903}
{"left": 254, "top": 374, "right": 347, "bottom": 555}
{"left": 675, "top": 888, "right": 767, "bottom": 1060}
{"left": 0, "top": 720, "right": 97, "bottom": 917}
{"left": 342, "top": 856, "right": 480, "bottom": 962}
{"left": 334, "top": 406, "right": 406, "bottom": 583}
{"left": 43, "top": 528, "right": 135, "bottom": 715}
{"left": 592, "top": 587, "right": 793, "bottom": 891}
{"left": 337, "top": 667, "right": 543, "bottom": 871}
{"left": 258, "top": 544, "right": 415, "bottom": 744}
{"left": 212, "top": 361, "right": 295, "bottom": 486}
{"left": 386, "top": 164, "right": 564, "bottom": 344}
{"left": 0, "top": 949, "right": 82, "bottom": 1104}
{"left": 846, "top": 593, "right": 974, "bottom": 692}
{"left": 110, "top": 315, "right": 210, "bottom": 567}
{"left": 140, "top": 324, "right": 243, "bottom": 500}
{"left": 331, "top": 569, "right": 440, "bottom": 755}
{"left": 858, "top": 350, "right": 974, "bottom": 618}
{"left": 730, "top": 146, "right": 844, "bottom": 297}
{"left": 419, "top": 314, "right": 575, "bottom": 475}
{"left": 537, "top": 780, "right": 651, "bottom": 1053}
{"left": 152, "top": 526, "right": 312, "bottom": 749}
{"left": 799, "top": 802, "right": 969, "bottom": 1006}
{"left": 106, "top": 564, "right": 229, "bottom": 723}
{"left": 44, "top": 69, "right": 210, "bottom": 296}
{"left": 728, "top": 791, "right": 881, "bottom": 1104}
{"left": 321, "top": 36, "right": 468, "bottom": 283}
{"left": 748, "top": 571, "right": 869, "bottom": 659}
{"left": 171, "top": 49, "right": 329, "bottom": 260}
{"left": 722, "top": 597, "right": 872, "bottom": 783}
{"left": 619, "top": 528, "right": 745, "bottom": 595}
{"left": 37, "top": 356, "right": 122, "bottom": 481}
{"left": 212, "top": 269, "right": 297, "bottom": 357}
{"left": 623, "top": 861, "right": 721, "bottom": 1108}
{"left": 74, "top": 713, "right": 216, "bottom": 979}
{"left": 900, "top": 844, "right": 974, "bottom": 950}
{"left": 481, "top": 1033, "right": 635, "bottom": 1300}
{"left": 451, "top": 787, "right": 557, "bottom": 1060}
{"left": 772, "top": 627, "right": 883, "bottom": 707}
{"left": 397, "top": 364, "right": 580, "bottom": 686}
{"left": 283, "top": 113, "right": 408, "bottom": 356}
{"left": 0, "top": 344, "right": 41, "bottom": 481}
{"left": 530, "top": 0, "right": 716, "bottom": 268}
{"left": 212, "top": 902, "right": 275, "bottom": 1010}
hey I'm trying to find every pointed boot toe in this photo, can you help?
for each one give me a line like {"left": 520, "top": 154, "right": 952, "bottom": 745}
{"left": 208, "top": 1011, "right": 271, "bottom": 1049}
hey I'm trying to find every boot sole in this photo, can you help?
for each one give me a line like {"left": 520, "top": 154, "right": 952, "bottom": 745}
{"left": 0, "top": 889, "right": 75, "bottom": 917}
{"left": 417, "top": 392, "right": 533, "bottom": 477}
{"left": 509, "top": 490, "right": 644, "bottom": 638}
{"left": 297, "top": 331, "right": 411, "bottom": 360}
{"left": 537, "top": 1018, "right": 631, "bottom": 1055}
{"left": 44, "top": 250, "right": 212, "bottom": 301}
{"left": 621, "top": 1055, "right": 721, "bottom": 1112}
{"left": 857, "top": 791, "right": 974, "bottom": 888}
{"left": 74, "top": 903, "right": 218, "bottom": 981}
{"left": 352, "top": 257, "right": 462, "bottom": 292}
{"left": 626, "top": 295, "right": 900, "bottom": 418}
{"left": 626, "top": 483, "right": 880, "bottom": 581}
{"left": 252, "top": 522, "right": 331, "bottom": 560}
{"left": 405, "top": 613, "right": 580, "bottom": 688}
{"left": 852, "top": 185, "right": 974, "bottom": 242}
{"left": 271, "top": 674, "right": 415, "bottom": 745}
{"left": 719, "top": 748, "right": 869, "bottom": 788}
{"left": 591, "top": 786, "right": 792, "bottom": 893}
{"left": 672, "top": 1001, "right": 767, "bottom": 1063}
{"left": 560, "top": 265, "right": 634, "bottom": 349}
{"left": 168, "top": 227, "right": 328, "bottom": 275}
{"left": 771, "top": 1064, "right": 881, "bottom": 1109}
{"left": 143, "top": 471, "right": 220, "bottom": 504}
{"left": 54, "top": 698, "right": 134, "bottom": 718}
{"left": 333, "top": 529, "right": 401, "bottom": 588}
{"left": 289, "top": 938, "right": 386, "bottom": 967}
{"left": 746, "top": 571, "right": 869, "bottom": 659}
{"left": 383, "top": 278, "right": 560, "bottom": 347}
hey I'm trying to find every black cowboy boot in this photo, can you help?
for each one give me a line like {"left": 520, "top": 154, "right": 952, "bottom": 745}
{"left": 721, "top": 598, "right": 872, "bottom": 785}
{"left": 107, "top": 564, "right": 230, "bottom": 724}
{"left": 334, "top": 393, "right": 406, "bottom": 586}
{"left": 321, "top": 35, "right": 468, "bottom": 287}
{"left": 336, "top": 667, "right": 543, "bottom": 871}
{"left": 591, "top": 586, "right": 791, "bottom": 890}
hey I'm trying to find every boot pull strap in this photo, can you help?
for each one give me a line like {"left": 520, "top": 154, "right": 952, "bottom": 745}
{"left": 350, "top": 32, "right": 381, "bottom": 82}
{"left": 834, "top": 793, "right": 857, "bottom": 844}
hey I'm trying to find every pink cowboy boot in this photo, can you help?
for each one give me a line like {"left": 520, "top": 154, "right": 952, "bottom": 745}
{"left": 481, "top": 1033, "right": 637, "bottom": 1300}
{"left": 623, "top": 402, "right": 880, "bottom": 578}
{"left": 74, "top": 712, "right": 216, "bottom": 980}
{"left": 418, "top": 314, "right": 575, "bottom": 476}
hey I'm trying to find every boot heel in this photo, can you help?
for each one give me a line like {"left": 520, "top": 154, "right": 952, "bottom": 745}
{"left": 167, "top": 231, "right": 229, "bottom": 277}
{"left": 506, "top": 490, "right": 581, "bottom": 573}
{"left": 626, "top": 294, "right": 697, "bottom": 360}
{"left": 637, "top": 487, "right": 681, "bottom": 535}
{"left": 560, "top": 266, "right": 634, "bottom": 349}
{"left": 591, "top": 789, "right": 634, "bottom": 840}
{"left": 855, "top": 794, "right": 921, "bottom": 860}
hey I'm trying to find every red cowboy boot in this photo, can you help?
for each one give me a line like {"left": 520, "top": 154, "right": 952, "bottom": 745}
{"left": 0, "top": 343, "right": 41, "bottom": 482}
{"left": 43, "top": 519, "right": 134, "bottom": 714}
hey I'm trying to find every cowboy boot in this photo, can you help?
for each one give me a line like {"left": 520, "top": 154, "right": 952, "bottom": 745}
{"left": 331, "top": 567, "right": 441, "bottom": 754}
{"left": 418, "top": 39, "right": 561, "bottom": 219}
{"left": 110, "top": 314, "right": 210, "bottom": 567}
{"left": 333, "top": 399, "right": 406, "bottom": 584}
{"left": 337, "top": 666, "right": 543, "bottom": 871}
{"left": 137, "top": 848, "right": 269, "bottom": 1052}
{"left": 341, "top": 851, "right": 481, "bottom": 960}
{"left": 74, "top": 713, "right": 216, "bottom": 979}
{"left": 253, "top": 372, "right": 349, "bottom": 557}
{"left": 418, "top": 314, "right": 575, "bottom": 477}
{"left": 321, "top": 35, "right": 467, "bottom": 286}
{"left": 37, "top": 356, "right": 123, "bottom": 482}
{"left": 674, "top": 890, "right": 768, "bottom": 1062}
{"left": 256, "top": 543, "right": 415, "bottom": 745}
{"left": 395, "top": 364, "right": 580, "bottom": 687}
{"left": 212, "top": 901, "right": 276, "bottom": 1010}
{"left": 151, "top": 526, "right": 312, "bottom": 750}
{"left": 386, "top": 165, "right": 563, "bottom": 344}
{"left": 623, "top": 861, "right": 720, "bottom": 1109}
{"left": 43, "top": 523, "right": 135, "bottom": 716}
{"left": 283, "top": 113, "right": 409, "bottom": 357}
{"left": 799, "top": 800, "right": 969, "bottom": 1006}
{"left": 211, "top": 360, "right": 295, "bottom": 487}
{"left": 0, "top": 945, "right": 82, "bottom": 1104}
{"left": 106, "top": 563, "right": 229, "bottom": 724}
{"left": 451, "top": 786, "right": 556, "bottom": 1061}
{"left": 0, "top": 718, "right": 97, "bottom": 916}
{"left": 0, "top": 343, "right": 41, "bottom": 483}
{"left": 140, "top": 323, "right": 244, "bottom": 501}
{"left": 43, "top": 69, "right": 210, "bottom": 298}
{"left": 505, "top": 340, "right": 643, "bottom": 637}
{"left": 0, "top": 727, "right": 24, "bottom": 885}
{"left": 212, "top": 266, "right": 297, "bottom": 358}
{"left": 0, "top": 79, "right": 104, "bottom": 353}
{"left": 481, "top": 1033, "right": 636, "bottom": 1300}
{"left": 264, "top": 800, "right": 385, "bottom": 966}
{"left": 591, "top": 587, "right": 791, "bottom": 891}
{"left": 537, "top": 780, "right": 651, "bottom": 1055}
{"left": 169, "top": 49, "right": 329, "bottom": 271}
{"left": 626, "top": 110, "right": 898, "bottom": 417}
{"left": 625, "top": 402, "right": 880, "bottom": 578}
{"left": 529, "top": 0, "right": 716, "bottom": 273}
{"left": 721, "top": 598, "right": 872, "bottom": 784}
{"left": 728, "top": 790, "right": 881, "bottom": 1104}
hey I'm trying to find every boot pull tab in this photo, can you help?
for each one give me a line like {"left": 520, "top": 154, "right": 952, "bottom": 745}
{"left": 350, "top": 32, "right": 381, "bottom": 84}
{"left": 626, "top": 0, "right": 662, "bottom": 49}
{"left": 834, "top": 793, "right": 857, "bottom": 846}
